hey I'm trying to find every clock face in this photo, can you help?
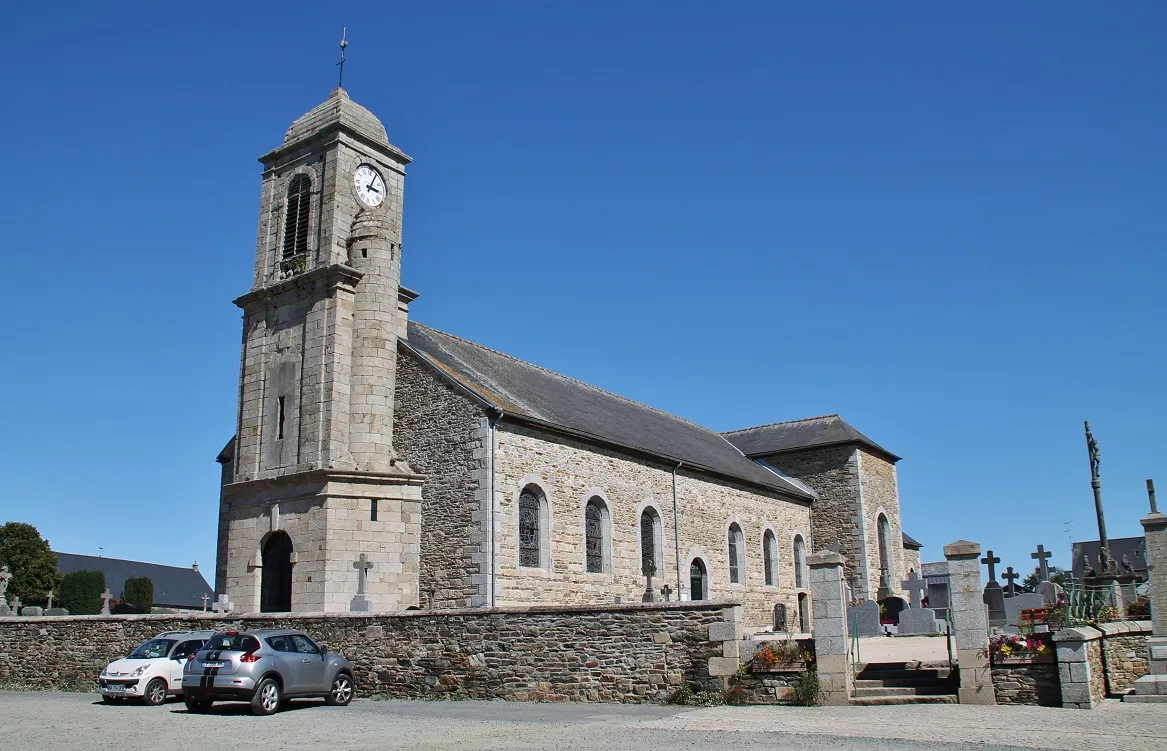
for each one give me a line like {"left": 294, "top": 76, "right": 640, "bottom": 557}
{"left": 354, "top": 164, "right": 386, "bottom": 207}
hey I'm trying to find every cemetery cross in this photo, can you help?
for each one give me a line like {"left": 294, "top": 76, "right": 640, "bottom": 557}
{"left": 1002, "top": 566, "right": 1019, "bottom": 595}
{"left": 1031, "top": 545, "right": 1052, "bottom": 583}
{"left": 901, "top": 570, "right": 927, "bottom": 608}
{"left": 981, "top": 550, "right": 1001, "bottom": 584}
{"left": 353, "top": 553, "right": 373, "bottom": 596}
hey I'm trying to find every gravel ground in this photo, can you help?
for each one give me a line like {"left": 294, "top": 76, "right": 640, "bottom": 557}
{"left": 1, "top": 691, "right": 1164, "bottom": 751}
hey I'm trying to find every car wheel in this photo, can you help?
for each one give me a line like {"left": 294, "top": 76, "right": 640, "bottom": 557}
{"left": 326, "top": 673, "right": 353, "bottom": 706}
{"left": 184, "top": 697, "right": 212, "bottom": 713}
{"left": 143, "top": 678, "right": 168, "bottom": 706}
{"left": 251, "top": 678, "right": 281, "bottom": 716}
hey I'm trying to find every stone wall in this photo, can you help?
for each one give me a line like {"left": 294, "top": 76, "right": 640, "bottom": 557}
{"left": 757, "top": 446, "right": 864, "bottom": 597}
{"left": 0, "top": 602, "right": 743, "bottom": 702}
{"left": 991, "top": 662, "right": 1060, "bottom": 706}
{"left": 1099, "top": 621, "right": 1152, "bottom": 694}
{"left": 394, "top": 352, "right": 489, "bottom": 608}
{"left": 494, "top": 423, "right": 813, "bottom": 628}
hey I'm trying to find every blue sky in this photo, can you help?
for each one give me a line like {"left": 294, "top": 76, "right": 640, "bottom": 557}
{"left": 0, "top": 2, "right": 1163, "bottom": 585}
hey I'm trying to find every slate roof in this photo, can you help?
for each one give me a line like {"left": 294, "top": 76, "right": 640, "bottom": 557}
{"left": 402, "top": 322, "right": 814, "bottom": 501}
{"left": 1071, "top": 536, "right": 1148, "bottom": 581}
{"left": 901, "top": 532, "right": 923, "bottom": 549}
{"left": 56, "top": 553, "right": 214, "bottom": 609}
{"left": 722, "top": 414, "right": 900, "bottom": 462}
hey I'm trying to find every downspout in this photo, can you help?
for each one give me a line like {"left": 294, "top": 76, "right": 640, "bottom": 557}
{"left": 672, "top": 461, "right": 682, "bottom": 598}
{"left": 488, "top": 410, "right": 504, "bottom": 608}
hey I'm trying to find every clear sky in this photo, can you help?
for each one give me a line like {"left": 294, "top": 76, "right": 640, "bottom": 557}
{"left": 1, "top": 2, "right": 1163, "bottom": 587}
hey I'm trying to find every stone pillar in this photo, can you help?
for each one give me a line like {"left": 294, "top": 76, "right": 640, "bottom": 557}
{"left": 1129, "top": 510, "right": 1167, "bottom": 700}
{"left": 706, "top": 605, "right": 744, "bottom": 686}
{"left": 1054, "top": 626, "right": 1105, "bottom": 708}
{"left": 807, "top": 551, "right": 852, "bottom": 706}
{"left": 944, "top": 540, "right": 996, "bottom": 705}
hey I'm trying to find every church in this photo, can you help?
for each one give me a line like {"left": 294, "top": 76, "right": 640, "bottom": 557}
{"left": 213, "top": 88, "right": 917, "bottom": 630}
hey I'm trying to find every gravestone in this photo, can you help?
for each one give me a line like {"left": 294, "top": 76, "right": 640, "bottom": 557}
{"left": 45, "top": 608, "right": 69, "bottom": 617}
{"left": 1036, "top": 580, "right": 1063, "bottom": 607}
{"left": 901, "top": 571, "right": 927, "bottom": 609}
{"left": 350, "top": 553, "right": 374, "bottom": 613}
{"left": 9, "top": 597, "right": 22, "bottom": 615}
{"left": 879, "top": 596, "right": 909, "bottom": 626}
{"left": 20, "top": 605, "right": 43, "bottom": 617}
{"left": 899, "top": 607, "right": 944, "bottom": 635}
{"left": 1002, "top": 566, "right": 1020, "bottom": 597}
{"left": 1002, "top": 593, "right": 1044, "bottom": 634}
{"left": 981, "top": 550, "right": 1006, "bottom": 627}
{"left": 1031, "top": 544, "right": 1052, "bottom": 583}
{"left": 0, "top": 565, "right": 10, "bottom": 602}
{"left": 100, "top": 589, "right": 112, "bottom": 615}
{"left": 212, "top": 595, "right": 234, "bottom": 614}
{"left": 848, "top": 600, "right": 883, "bottom": 636}
{"left": 0, "top": 602, "right": 10, "bottom": 617}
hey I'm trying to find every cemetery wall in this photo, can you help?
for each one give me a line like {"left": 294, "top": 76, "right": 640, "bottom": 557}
{"left": 0, "top": 601, "right": 743, "bottom": 702}
{"left": 990, "top": 662, "right": 1060, "bottom": 707}
{"left": 494, "top": 423, "right": 813, "bottom": 628}
{"left": 1098, "top": 621, "right": 1152, "bottom": 695}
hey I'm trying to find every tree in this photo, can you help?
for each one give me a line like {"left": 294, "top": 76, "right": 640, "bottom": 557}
{"left": 60, "top": 570, "right": 105, "bottom": 615}
{"left": 0, "top": 522, "right": 62, "bottom": 604}
{"left": 122, "top": 576, "right": 154, "bottom": 611}
{"left": 1022, "top": 565, "right": 1067, "bottom": 590}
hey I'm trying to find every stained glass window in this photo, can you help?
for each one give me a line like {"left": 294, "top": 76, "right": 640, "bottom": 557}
{"left": 585, "top": 500, "right": 604, "bottom": 573}
{"left": 794, "top": 535, "right": 806, "bottom": 588}
{"left": 728, "top": 523, "right": 743, "bottom": 583}
{"left": 640, "top": 511, "right": 657, "bottom": 577}
{"left": 519, "top": 489, "right": 541, "bottom": 568}
{"left": 764, "top": 530, "right": 777, "bottom": 586}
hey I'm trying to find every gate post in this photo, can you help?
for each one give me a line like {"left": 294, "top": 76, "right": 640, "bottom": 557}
{"left": 808, "top": 551, "right": 852, "bottom": 705}
{"left": 944, "top": 540, "right": 997, "bottom": 705}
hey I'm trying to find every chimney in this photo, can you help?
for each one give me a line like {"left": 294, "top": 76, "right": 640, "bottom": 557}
{"left": 192, "top": 561, "right": 199, "bottom": 572}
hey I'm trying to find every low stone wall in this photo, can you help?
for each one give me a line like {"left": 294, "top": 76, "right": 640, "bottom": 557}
{"left": 1098, "top": 621, "right": 1152, "bottom": 695}
{"left": 730, "top": 667, "right": 809, "bottom": 705}
{"left": 0, "top": 601, "right": 744, "bottom": 703}
{"left": 990, "top": 661, "right": 1060, "bottom": 707}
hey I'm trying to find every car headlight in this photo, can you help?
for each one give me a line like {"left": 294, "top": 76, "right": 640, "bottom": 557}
{"left": 131, "top": 665, "right": 149, "bottom": 677}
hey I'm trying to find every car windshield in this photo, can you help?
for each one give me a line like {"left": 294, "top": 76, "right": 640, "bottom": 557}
{"left": 203, "top": 634, "right": 260, "bottom": 652}
{"left": 128, "top": 639, "right": 177, "bottom": 659}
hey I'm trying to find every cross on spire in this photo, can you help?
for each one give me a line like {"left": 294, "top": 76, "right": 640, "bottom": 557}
{"left": 1031, "top": 544, "right": 1052, "bottom": 582}
{"left": 337, "top": 28, "right": 348, "bottom": 89}
{"left": 1002, "top": 566, "right": 1019, "bottom": 596}
{"left": 981, "top": 550, "right": 1001, "bottom": 583}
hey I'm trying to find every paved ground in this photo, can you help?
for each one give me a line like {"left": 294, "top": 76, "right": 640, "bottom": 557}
{"left": 856, "top": 634, "right": 951, "bottom": 664}
{"left": 1, "top": 691, "right": 1164, "bottom": 751}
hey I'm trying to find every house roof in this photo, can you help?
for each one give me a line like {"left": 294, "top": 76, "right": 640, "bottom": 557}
{"left": 722, "top": 414, "right": 901, "bottom": 462}
{"left": 401, "top": 322, "right": 815, "bottom": 501}
{"left": 902, "top": 532, "right": 923, "bottom": 550}
{"left": 55, "top": 553, "right": 215, "bottom": 609}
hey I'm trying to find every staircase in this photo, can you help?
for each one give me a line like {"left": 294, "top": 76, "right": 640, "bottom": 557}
{"left": 850, "top": 662, "right": 959, "bottom": 705}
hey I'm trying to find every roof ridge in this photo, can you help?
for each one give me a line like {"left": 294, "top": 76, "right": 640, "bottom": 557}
{"left": 56, "top": 551, "right": 200, "bottom": 572}
{"left": 411, "top": 322, "right": 729, "bottom": 436}
{"left": 722, "top": 413, "right": 842, "bottom": 435}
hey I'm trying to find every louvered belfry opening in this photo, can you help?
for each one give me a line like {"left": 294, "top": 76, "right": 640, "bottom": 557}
{"left": 282, "top": 174, "right": 311, "bottom": 258}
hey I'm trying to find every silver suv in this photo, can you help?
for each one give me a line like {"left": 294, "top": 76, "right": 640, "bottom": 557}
{"left": 181, "top": 629, "right": 355, "bottom": 715}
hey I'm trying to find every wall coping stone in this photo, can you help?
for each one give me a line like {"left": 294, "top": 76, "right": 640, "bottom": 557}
{"left": 807, "top": 551, "right": 844, "bottom": 567}
{"left": 1096, "top": 620, "right": 1153, "bottom": 636}
{"left": 1053, "top": 625, "right": 1103, "bottom": 643}
{"left": 943, "top": 540, "right": 981, "bottom": 558}
{"left": 0, "top": 599, "right": 743, "bottom": 625}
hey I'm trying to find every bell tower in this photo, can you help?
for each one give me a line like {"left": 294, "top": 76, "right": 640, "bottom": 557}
{"left": 219, "top": 88, "right": 423, "bottom": 614}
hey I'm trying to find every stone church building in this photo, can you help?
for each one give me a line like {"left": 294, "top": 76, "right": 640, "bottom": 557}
{"left": 214, "top": 89, "right": 917, "bottom": 630}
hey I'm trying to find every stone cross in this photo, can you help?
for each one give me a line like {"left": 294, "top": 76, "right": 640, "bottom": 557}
{"left": 660, "top": 584, "right": 672, "bottom": 602}
{"left": 201, "top": 593, "right": 210, "bottom": 612}
{"left": 46, "top": 591, "right": 53, "bottom": 610}
{"left": 0, "top": 565, "right": 10, "bottom": 599}
{"left": 100, "top": 588, "right": 112, "bottom": 615}
{"left": 1031, "top": 545, "right": 1052, "bottom": 583}
{"left": 10, "top": 597, "right": 21, "bottom": 613}
{"left": 981, "top": 550, "right": 1001, "bottom": 584}
{"left": 901, "top": 570, "right": 927, "bottom": 608}
{"left": 1002, "top": 566, "right": 1019, "bottom": 596}
{"left": 642, "top": 559, "right": 656, "bottom": 603}
{"left": 1149, "top": 479, "right": 1158, "bottom": 514}
{"left": 212, "top": 595, "right": 234, "bottom": 614}
{"left": 353, "top": 554, "right": 373, "bottom": 596}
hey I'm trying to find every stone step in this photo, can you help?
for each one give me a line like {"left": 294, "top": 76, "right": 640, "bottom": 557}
{"left": 852, "top": 686, "right": 918, "bottom": 698}
{"left": 849, "top": 695, "right": 959, "bottom": 706}
{"left": 853, "top": 678, "right": 955, "bottom": 690}
{"left": 856, "top": 669, "right": 950, "bottom": 681}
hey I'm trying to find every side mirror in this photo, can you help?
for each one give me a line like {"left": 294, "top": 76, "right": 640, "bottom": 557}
{"left": 318, "top": 644, "right": 329, "bottom": 655}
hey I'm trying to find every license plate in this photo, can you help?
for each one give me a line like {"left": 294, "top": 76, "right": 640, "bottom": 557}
{"left": 107, "top": 684, "right": 125, "bottom": 694}
{"left": 202, "top": 662, "right": 224, "bottom": 669}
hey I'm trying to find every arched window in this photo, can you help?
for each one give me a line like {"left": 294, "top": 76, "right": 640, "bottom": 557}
{"left": 689, "top": 558, "right": 708, "bottom": 601}
{"left": 727, "top": 523, "right": 745, "bottom": 583}
{"left": 877, "top": 513, "right": 893, "bottom": 589}
{"left": 518, "top": 487, "right": 544, "bottom": 568}
{"left": 282, "top": 174, "right": 311, "bottom": 258}
{"left": 763, "top": 529, "right": 779, "bottom": 586}
{"left": 639, "top": 508, "right": 663, "bottom": 578}
{"left": 584, "top": 497, "right": 610, "bottom": 573}
{"left": 793, "top": 535, "right": 807, "bottom": 589}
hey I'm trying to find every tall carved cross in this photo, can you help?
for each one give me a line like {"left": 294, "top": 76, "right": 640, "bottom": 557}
{"left": 642, "top": 559, "right": 656, "bottom": 603}
{"left": 901, "top": 570, "right": 927, "bottom": 608}
{"left": 660, "top": 584, "right": 672, "bottom": 602}
{"left": 353, "top": 554, "right": 374, "bottom": 596}
{"left": 201, "top": 593, "right": 210, "bottom": 612}
{"left": 1031, "top": 545, "right": 1052, "bottom": 582}
{"left": 100, "top": 588, "right": 112, "bottom": 614}
{"left": 981, "top": 551, "right": 1001, "bottom": 583}
{"left": 46, "top": 591, "right": 54, "bottom": 610}
{"left": 1002, "top": 566, "right": 1020, "bottom": 596}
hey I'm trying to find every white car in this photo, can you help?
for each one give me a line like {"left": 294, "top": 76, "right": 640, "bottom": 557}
{"left": 100, "top": 631, "right": 214, "bottom": 705}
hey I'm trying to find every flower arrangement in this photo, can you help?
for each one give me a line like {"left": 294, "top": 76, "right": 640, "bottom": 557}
{"left": 990, "top": 633, "right": 1053, "bottom": 662}
{"left": 1095, "top": 604, "right": 1120, "bottom": 623}
{"left": 753, "top": 639, "right": 814, "bottom": 670}
{"left": 1126, "top": 597, "right": 1151, "bottom": 619}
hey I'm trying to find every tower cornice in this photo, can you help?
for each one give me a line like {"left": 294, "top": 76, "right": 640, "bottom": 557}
{"left": 233, "top": 263, "right": 363, "bottom": 309}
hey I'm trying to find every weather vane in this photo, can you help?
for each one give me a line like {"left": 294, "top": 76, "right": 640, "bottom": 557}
{"left": 337, "top": 27, "right": 348, "bottom": 89}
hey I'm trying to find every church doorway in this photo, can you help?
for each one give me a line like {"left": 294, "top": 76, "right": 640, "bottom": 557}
{"left": 689, "top": 558, "right": 708, "bottom": 601}
{"left": 260, "top": 531, "right": 293, "bottom": 613}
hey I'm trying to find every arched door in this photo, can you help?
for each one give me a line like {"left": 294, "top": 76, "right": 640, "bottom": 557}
{"left": 689, "top": 558, "right": 708, "bottom": 601}
{"left": 260, "top": 532, "right": 293, "bottom": 613}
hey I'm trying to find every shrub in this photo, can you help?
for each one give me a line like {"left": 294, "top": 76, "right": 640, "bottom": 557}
{"left": 121, "top": 577, "right": 153, "bottom": 611}
{"left": 59, "top": 570, "right": 105, "bottom": 615}
{"left": 792, "top": 667, "right": 819, "bottom": 706}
